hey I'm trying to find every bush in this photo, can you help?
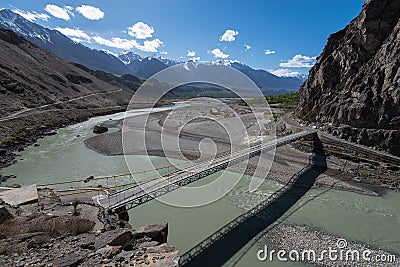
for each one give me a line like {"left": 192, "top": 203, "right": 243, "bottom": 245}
{"left": 237, "top": 92, "right": 299, "bottom": 109}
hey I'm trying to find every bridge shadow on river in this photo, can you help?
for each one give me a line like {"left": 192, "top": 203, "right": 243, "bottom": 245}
{"left": 181, "top": 136, "right": 327, "bottom": 266}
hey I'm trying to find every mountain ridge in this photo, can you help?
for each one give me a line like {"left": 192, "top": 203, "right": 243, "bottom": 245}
{"left": 0, "top": 27, "right": 134, "bottom": 151}
{"left": 296, "top": 0, "right": 400, "bottom": 156}
{"left": 0, "top": 9, "right": 304, "bottom": 95}
{"left": 0, "top": 9, "right": 131, "bottom": 75}
{"left": 118, "top": 54, "right": 304, "bottom": 95}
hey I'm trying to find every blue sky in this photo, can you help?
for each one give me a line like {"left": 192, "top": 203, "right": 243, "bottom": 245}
{"left": 1, "top": 0, "right": 364, "bottom": 76}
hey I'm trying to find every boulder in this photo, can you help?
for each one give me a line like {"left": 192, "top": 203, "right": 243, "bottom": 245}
{"left": 135, "top": 222, "right": 168, "bottom": 244}
{"left": 96, "top": 245, "right": 121, "bottom": 259}
{"left": 0, "top": 205, "right": 13, "bottom": 223}
{"left": 53, "top": 252, "right": 87, "bottom": 267}
{"left": 93, "top": 125, "right": 108, "bottom": 134}
{"left": 0, "top": 149, "right": 7, "bottom": 156}
{"left": 94, "top": 229, "right": 135, "bottom": 250}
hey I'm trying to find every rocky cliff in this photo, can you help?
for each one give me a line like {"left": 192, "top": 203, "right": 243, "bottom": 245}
{"left": 296, "top": 0, "right": 400, "bottom": 156}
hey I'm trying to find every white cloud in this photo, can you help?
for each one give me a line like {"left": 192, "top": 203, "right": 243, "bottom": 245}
{"left": 54, "top": 27, "right": 91, "bottom": 43}
{"left": 187, "top": 51, "right": 196, "bottom": 57}
{"left": 92, "top": 36, "right": 139, "bottom": 50}
{"left": 128, "top": 22, "right": 154, "bottom": 39}
{"left": 210, "top": 48, "right": 229, "bottom": 59}
{"left": 92, "top": 36, "right": 163, "bottom": 52}
{"left": 269, "top": 68, "right": 300, "bottom": 77}
{"left": 244, "top": 44, "right": 251, "bottom": 51}
{"left": 76, "top": 5, "right": 104, "bottom": 20}
{"left": 190, "top": 57, "right": 200, "bottom": 62}
{"left": 219, "top": 29, "right": 239, "bottom": 42}
{"left": 280, "top": 54, "right": 317, "bottom": 68}
{"left": 160, "top": 51, "right": 168, "bottom": 55}
{"left": 45, "top": 4, "right": 73, "bottom": 21}
{"left": 265, "top": 49, "right": 276, "bottom": 55}
{"left": 12, "top": 8, "right": 50, "bottom": 22}
{"left": 136, "top": 38, "right": 163, "bottom": 52}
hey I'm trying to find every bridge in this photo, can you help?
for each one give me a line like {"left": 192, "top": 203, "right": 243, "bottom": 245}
{"left": 95, "top": 130, "right": 316, "bottom": 211}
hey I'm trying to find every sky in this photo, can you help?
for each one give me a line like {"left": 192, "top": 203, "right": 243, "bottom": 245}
{"left": 1, "top": 0, "right": 364, "bottom": 76}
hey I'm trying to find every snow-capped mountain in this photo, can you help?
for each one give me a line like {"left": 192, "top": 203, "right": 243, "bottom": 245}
{"left": 118, "top": 51, "right": 142, "bottom": 65}
{"left": 116, "top": 56, "right": 303, "bottom": 94}
{"left": 0, "top": 9, "right": 303, "bottom": 94}
{"left": 191, "top": 59, "right": 303, "bottom": 94}
{"left": 295, "top": 74, "right": 308, "bottom": 82}
{"left": 0, "top": 9, "right": 131, "bottom": 75}
{"left": 117, "top": 52, "right": 182, "bottom": 78}
{"left": 117, "top": 56, "right": 303, "bottom": 94}
{"left": 158, "top": 57, "right": 181, "bottom": 67}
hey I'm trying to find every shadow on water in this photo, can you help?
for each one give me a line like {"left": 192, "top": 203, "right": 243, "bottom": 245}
{"left": 181, "top": 135, "right": 327, "bottom": 267}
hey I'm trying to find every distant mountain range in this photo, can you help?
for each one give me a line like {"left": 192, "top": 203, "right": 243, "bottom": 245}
{"left": 0, "top": 9, "right": 130, "bottom": 75}
{"left": 117, "top": 53, "right": 304, "bottom": 95}
{"left": 118, "top": 52, "right": 182, "bottom": 79}
{"left": 0, "top": 9, "right": 305, "bottom": 95}
{"left": 221, "top": 61, "right": 305, "bottom": 95}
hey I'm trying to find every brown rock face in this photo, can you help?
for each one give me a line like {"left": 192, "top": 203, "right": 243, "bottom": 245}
{"left": 296, "top": 0, "right": 400, "bottom": 155}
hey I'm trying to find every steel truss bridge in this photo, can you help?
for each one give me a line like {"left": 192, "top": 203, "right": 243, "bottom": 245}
{"left": 96, "top": 130, "right": 317, "bottom": 211}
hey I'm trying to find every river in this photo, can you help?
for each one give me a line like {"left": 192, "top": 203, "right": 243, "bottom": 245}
{"left": 1, "top": 106, "right": 399, "bottom": 266}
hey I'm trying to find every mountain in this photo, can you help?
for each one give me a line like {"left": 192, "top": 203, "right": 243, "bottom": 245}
{"left": 130, "top": 57, "right": 169, "bottom": 79}
{"left": 296, "top": 0, "right": 400, "bottom": 156}
{"left": 117, "top": 53, "right": 304, "bottom": 94}
{"left": 295, "top": 74, "right": 308, "bottom": 82}
{"left": 72, "top": 63, "right": 143, "bottom": 91}
{"left": 0, "top": 9, "right": 131, "bottom": 75}
{"left": 158, "top": 57, "right": 181, "bottom": 67}
{"left": 0, "top": 9, "right": 303, "bottom": 94}
{"left": 0, "top": 27, "right": 134, "bottom": 143}
{"left": 224, "top": 61, "right": 304, "bottom": 95}
{"left": 117, "top": 52, "right": 181, "bottom": 79}
{"left": 118, "top": 51, "right": 142, "bottom": 65}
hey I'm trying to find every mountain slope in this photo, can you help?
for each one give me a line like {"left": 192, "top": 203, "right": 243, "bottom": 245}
{"left": 0, "top": 28, "right": 133, "bottom": 145}
{"left": 296, "top": 0, "right": 400, "bottom": 155}
{"left": 227, "top": 61, "right": 304, "bottom": 95}
{"left": 0, "top": 9, "right": 131, "bottom": 75}
{"left": 131, "top": 58, "right": 169, "bottom": 79}
{"left": 72, "top": 62, "right": 143, "bottom": 91}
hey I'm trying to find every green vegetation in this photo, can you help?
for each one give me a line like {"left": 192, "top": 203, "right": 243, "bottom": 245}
{"left": 265, "top": 92, "right": 299, "bottom": 109}
{"left": 171, "top": 90, "right": 238, "bottom": 99}
{"left": 237, "top": 92, "right": 299, "bottom": 109}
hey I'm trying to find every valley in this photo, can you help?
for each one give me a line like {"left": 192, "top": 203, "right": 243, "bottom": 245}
{"left": 0, "top": 1, "right": 399, "bottom": 266}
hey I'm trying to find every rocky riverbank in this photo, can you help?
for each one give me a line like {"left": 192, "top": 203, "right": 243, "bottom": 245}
{"left": 0, "top": 107, "right": 127, "bottom": 170}
{"left": 0, "top": 187, "right": 179, "bottom": 266}
{"left": 258, "top": 224, "right": 400, "bottom": 266}
{"left": 84, "top": 101, "right": 398, "bottom": 196}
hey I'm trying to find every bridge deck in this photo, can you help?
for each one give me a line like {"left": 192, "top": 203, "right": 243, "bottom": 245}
{"left": 96, "top": 131, "right": 316, "bottom": 210}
